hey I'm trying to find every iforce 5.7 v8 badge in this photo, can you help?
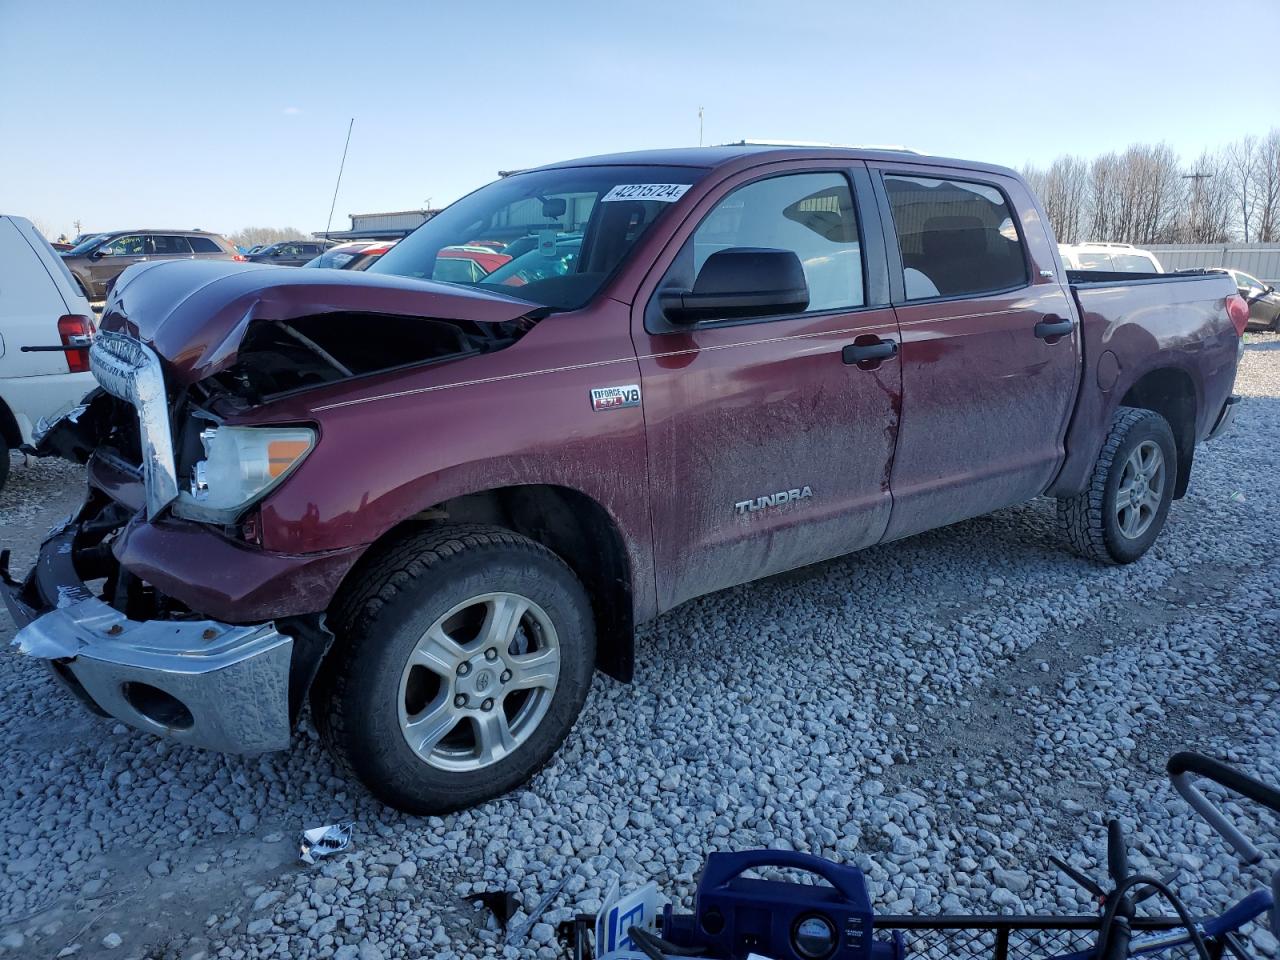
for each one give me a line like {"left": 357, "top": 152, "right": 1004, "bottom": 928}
{"left": 590, "top": 384, "right": 641, "bottom": 412}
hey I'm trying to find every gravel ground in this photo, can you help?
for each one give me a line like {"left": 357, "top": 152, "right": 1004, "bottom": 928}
{"left": 1, "top": 334, "right": 1278, "bottom": 960}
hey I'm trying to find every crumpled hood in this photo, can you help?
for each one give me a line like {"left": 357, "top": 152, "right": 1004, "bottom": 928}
{"left": 99, "top": 259, "right": 539, "bottom": 385}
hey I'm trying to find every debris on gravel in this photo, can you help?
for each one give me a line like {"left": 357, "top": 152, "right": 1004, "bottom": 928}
{"left": 1, "top": 334, "right": 1277, "bottom": 958}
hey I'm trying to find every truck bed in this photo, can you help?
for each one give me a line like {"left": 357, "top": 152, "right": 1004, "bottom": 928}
{"left": 1048, "top": 268, "right": 1240, "bottom": 499}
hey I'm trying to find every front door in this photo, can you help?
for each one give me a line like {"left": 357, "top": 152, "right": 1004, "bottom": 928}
{"left": 870, "top": 164, "right": 1080, "bottom": 542}
{"left": 632, "top": 165, "right": 903, "bottom": 611}
{"left": 88, "top": 234, "right": 147, "bottom": 298}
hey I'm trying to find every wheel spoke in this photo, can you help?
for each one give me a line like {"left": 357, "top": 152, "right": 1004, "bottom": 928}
{"left": 410, "top": 625, "right": 468, "bottom": 676}
{"left": 509, "top": 647, "right": 561, "bottom": 691}
{"left": 403, "top": 699, "right": 459, "bottom": 757}
{"left": 472, "top": 710, "right": 516, "bottom": 764}
{"left": 1117, "top": 482, "right": 1137, "bottom": 500}
{"left": 1117, "top": 504, "right": 1136, "bottom": 538}
{"left": 1143, "top": 490, "right": 1162, "bottom": 512}
{"left": 1142, "top": 444, "right": 1163, "bottom": 474}
{"left": 482, "top": 594, "right": 529, "bottom": 652}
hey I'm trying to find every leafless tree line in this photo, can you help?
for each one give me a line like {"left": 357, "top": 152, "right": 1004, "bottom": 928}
{"left": 1021, "top": 129, "right": 1280, "bottom": 245}
{"left": 226, "top": 226, "right": 311, "bottom": 249}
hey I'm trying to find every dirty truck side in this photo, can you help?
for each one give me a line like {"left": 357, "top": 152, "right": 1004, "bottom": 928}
{"left": 2, "top": 146, "right": 1246, "bottom": 813}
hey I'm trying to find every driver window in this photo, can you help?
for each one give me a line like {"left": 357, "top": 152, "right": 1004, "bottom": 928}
{"left": 99, "top": 235, "right": 145, "bottom": 256}
{"left": 689, "top": 172, "right": 864, "bottom": 312}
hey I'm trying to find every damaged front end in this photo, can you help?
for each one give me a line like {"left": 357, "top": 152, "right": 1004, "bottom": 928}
{"left": 4, "top": 261, "right": 541, "bottom": 754}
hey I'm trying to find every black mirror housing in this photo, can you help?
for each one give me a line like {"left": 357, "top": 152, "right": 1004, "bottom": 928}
{"left": 662, "top": 247, "right": 809, "bottom": 324}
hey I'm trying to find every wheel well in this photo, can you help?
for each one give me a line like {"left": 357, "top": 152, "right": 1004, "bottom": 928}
{"left": 1120, "top": 368, "right": 1196, "bottom": 499}
{"left": 343, "top": 485, "right": 635, "bottom": 682}
{"left": 0, "top": 397, "right": 20, "bottom": 448}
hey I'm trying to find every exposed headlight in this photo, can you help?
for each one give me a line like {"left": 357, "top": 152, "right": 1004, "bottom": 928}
{"left": 173, "top": 425, "right": 315, "bottom": 523}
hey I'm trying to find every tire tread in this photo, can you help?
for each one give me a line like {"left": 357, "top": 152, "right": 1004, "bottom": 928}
{"left": 1056, "top": 406, "right": 1167, "bottom": 564}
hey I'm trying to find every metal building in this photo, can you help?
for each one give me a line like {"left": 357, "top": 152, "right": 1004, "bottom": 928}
{"left": 316, "top": 209, "right": 440, "bottom": 241}
{"left": 1146, "top": 244, "right": 1280, "bottom": 284}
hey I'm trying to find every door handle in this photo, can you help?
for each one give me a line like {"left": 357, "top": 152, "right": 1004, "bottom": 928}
{"left": 842, "top": 337, "right": 898, "bottom": 367}
{"left": 1034, "top": 315, "right": 1075, "bottom": 341}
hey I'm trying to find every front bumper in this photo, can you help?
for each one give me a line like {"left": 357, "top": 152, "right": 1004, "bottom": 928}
{"left": 3, "top": 526, "right": 294, "bottom": 754}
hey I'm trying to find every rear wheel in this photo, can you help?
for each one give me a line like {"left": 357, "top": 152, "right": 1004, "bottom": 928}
{"left": 1057, "top": 407, "right": 1177, "bottom": 564}
{"left": 313, "top": 523, "right": 595, "bottom": 814}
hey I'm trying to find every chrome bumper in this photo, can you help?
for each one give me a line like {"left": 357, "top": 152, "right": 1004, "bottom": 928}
{"left": 8, "top": 592, "right": 293, "bottom": 754}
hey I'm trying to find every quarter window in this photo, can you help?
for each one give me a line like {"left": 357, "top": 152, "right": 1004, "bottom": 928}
{"left": 884, "top": 175, "right": 1028, "bottom": 299}
{"left": 187, "top": 236, "right": 222, "bottom": 253}
{"left": 684, "top": 172, "right": 864, "bottom": 313}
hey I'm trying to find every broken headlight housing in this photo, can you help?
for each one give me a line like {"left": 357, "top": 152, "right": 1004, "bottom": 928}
{"left": 172, "top": 425, "right": 315, "bottom": 524}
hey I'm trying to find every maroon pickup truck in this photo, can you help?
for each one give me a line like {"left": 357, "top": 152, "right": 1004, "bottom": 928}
{"left": 3, "top": 145, "right": 1248, "bottom": 813}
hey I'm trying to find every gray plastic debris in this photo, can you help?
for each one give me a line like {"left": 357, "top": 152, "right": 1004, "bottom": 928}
{"left": 507, "top": 871, "right": 572, "bottom": 944}
{"left": 298, "top": 822, "right": 354, "bottom": 864}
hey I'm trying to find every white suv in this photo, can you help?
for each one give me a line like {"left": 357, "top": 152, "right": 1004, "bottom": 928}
{"left": 1058, "top": 242, "right": 1164, "bottom": 274}
{"left": 0, "top": 215, "right": 96, "bottom": 491}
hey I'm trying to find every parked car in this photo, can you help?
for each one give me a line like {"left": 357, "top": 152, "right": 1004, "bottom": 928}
{"left": 246, "top": 240, "right": 332, "bottom": 267}
{"left": 1059, "top": 242, "right": 1164, "bottom": 274}
{"left": 6, "top": 145, "right": 1246, "bottom": 815}
{"left": 1216, "top": 268, "right": 1280, "bottom": 332}
{"left": 0, "top": 215, "right": 96, "bottom": 492}
{"left": 61, "top": 229, "right": 241, "bottom": 300}
{"left": 302, "top": 240, "right": 398, "bottom": 272}
{"left": 432, "top": 244, "right": 512, "bottom": 282}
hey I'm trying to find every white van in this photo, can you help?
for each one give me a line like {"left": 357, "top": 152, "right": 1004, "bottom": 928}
{"left": 1058, "top": 242, "right": 1164, "bottom": 274}
{"left": 0, "top": 215, "right": 96, "bottom": 491}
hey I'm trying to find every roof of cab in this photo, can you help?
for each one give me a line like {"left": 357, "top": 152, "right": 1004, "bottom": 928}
{"left": 527, "top": 143, "right": 1021, "bottom": 180}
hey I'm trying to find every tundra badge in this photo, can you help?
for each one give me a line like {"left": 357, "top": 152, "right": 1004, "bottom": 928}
{"left": 590, "top": 384, "right": 641, "bottom": 412}
{"left": 735, "top": 486, "right": 814, "bottom": 515}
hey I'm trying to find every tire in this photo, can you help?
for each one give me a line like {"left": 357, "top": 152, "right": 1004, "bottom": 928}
{"left": 0, "top": 432, "right": 9, "bottom": 494}
{"left": 1057, "top": 406, "right": 1177, "bottom": 564}
{"left": 313, "top": 523, "right": 595, "bottom": 814}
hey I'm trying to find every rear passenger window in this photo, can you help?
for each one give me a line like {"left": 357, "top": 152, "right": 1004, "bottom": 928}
{"left": 1077, "top": 252, "right": 1114, "bottom": 271}
{"left": 884, "top": 175, "right": 1028, "bottom": 300}
{"left": 188, "top": 236, "right": 221, "bottom": 253}
{"left": 1114, "top": 254, "right": 1155, "bottom": 273}
{"left": 686, "top": 172, "right": 864, "bottom": 312}
{"left": 150, "top": 235, "right": 192, "bottom": 254}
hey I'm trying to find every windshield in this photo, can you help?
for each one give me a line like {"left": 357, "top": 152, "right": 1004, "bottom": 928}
{"left": 370, "top": 165, "right": 705, "bottom": 310}
{"left": 67, "top": 233, "right": 108, "bottom": 255}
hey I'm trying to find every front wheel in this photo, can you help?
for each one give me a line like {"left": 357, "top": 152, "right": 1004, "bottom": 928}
{"left": 1057, "top": 406, "right": 1177, "bottom": 564}
{"left": 313, "top": 524, "right": 596, "bottom": 814}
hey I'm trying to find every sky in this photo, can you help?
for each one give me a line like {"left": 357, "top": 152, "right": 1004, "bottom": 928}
{"left": 2, "top": 0, "right": 1276, "bottom": 239}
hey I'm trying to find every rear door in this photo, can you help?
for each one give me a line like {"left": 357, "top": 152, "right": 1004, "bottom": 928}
{"left": 632, "top": 163, "right": 902, "bottom": 611}
{"left": 147, "top": 234, "right": 195, "bottom": 264}
{"left": 869, "top": 162, "right": 1080, "bottom": 541}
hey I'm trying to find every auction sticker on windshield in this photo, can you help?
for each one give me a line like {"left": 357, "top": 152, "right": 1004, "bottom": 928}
{"left": 601, "top": 183, "right": 691, "bottom": 202}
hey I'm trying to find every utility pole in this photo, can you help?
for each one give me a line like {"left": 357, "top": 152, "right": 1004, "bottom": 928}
{"left": 1182, "top": 171, "right": 1212, "bottom": 241}
{"left": 74, "top": 219, "right": 81, "bottom": 235}
{"left": 698, "top": 106, "right": 704, "bottom": 147}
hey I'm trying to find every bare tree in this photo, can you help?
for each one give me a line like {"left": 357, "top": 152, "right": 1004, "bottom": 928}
{"left": 1087, "top": 152, "right": 1120, "bottom": 241}
{"left": 1225, "top": 136, "right": 1260, "bottom": 241}
{"left": 1255, "top": 128, "right": 1280, "bottom": 243}
{"left": 1023, "top": 155, "right": 1089, "bottom": 243}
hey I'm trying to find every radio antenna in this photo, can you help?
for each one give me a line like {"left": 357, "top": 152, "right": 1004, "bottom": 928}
{"left": 323, "top": 118, "right": 355, "bottom": 240}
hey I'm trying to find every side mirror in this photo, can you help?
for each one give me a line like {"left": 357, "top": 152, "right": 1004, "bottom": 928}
{"left": 90, "top": 249, "right": 107, "bottom": 259}
{"left": 661, "top": 247, "right": 809, "bottom": 324}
